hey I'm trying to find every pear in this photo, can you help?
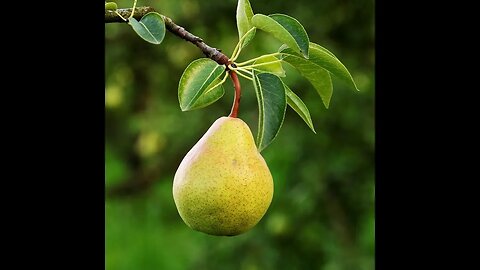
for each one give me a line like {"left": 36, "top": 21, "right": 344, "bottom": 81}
{"left": 173, "top": 116, "right": 274, "bottom": 236}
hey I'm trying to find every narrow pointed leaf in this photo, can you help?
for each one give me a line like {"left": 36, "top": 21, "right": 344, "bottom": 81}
{"left": 236, "top": 0, "right": 256, "bottom": 48}
{"left": 128, "top": 12, "right": 166, "bottom": 44}
{"left": 178, "top": 59, "right": 226, "bottom": 111}
{"left": 252, "top": 14, "right": 309, "bottom": 58}
{"left": 253, "top": 73, "right": 287, "bottom": 152}
{"left": 253, "top": 55, "right": 285, "bottom": 77}
{"left": 283, "top": 83, "right": 316, "bottom": 133}
{"left": 281, "top": 42, "right": 358, "bottom": 91}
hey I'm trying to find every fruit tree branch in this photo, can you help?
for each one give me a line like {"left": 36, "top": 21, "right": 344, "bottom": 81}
{"left": 105, "top": 7, "right": 230, "bottom": 66}
{"left": 106, "top": 7, "right": 242, "bottom": 116}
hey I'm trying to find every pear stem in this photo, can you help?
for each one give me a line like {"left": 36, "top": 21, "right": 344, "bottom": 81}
{"left": 228, "top": 70, "right": 241, "bottom": 118}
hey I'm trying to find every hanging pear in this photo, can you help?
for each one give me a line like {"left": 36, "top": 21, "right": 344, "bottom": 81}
{"left": 173, "top": 116, "right": 274, "bottom": 236}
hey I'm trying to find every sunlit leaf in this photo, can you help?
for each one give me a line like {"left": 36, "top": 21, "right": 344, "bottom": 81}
{"left": 253, "top": 55, "right": 285, "bottom": 77}
{"left": 189, "top": 76, "right": 226, "bottom": 110}
{"left": 178, "top": 59, "right": 226, "bottom": 111}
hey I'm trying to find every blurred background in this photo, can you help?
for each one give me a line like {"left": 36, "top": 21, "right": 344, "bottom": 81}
{"left": 105, "top": 0, "right": 374, "bottom": 269}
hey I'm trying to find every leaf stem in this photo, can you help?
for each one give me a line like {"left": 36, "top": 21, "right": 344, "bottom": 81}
{"left": 230, "top": 27, "right": 256, "bottom": 62}
{"left": 230, "top": 65, "right": 253, "bottom": 75}
{"left": 236, "top": 70, "right": 254, "bottom": 81}
{"left": 204, "top": 72, "right": 229, "bottom": 94}
{"left": 244, "top": 67, "right": 276, "bottom": 74}
{"left": 228, "top": 65, "right": 253, "bottom": 81}
{"left": 114, "top": 10, "right": 128, "bottom": 21}
{"left": 242, "top": 60, "right": 283, "bottom": 69}
{"left": 129, "top": 0, "right": 138, "bottom": 19}
{"left": 236, "top": 52, "right": 284, "bottom": 66}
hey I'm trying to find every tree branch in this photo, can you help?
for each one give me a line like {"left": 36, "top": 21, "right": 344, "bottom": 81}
{"left": 105, "top": 7, "right": 230, "bottom": 66}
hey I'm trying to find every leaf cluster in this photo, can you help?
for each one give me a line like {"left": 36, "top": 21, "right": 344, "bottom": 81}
{"left": 107, "top": 0, "right": 359, "bottom": 152}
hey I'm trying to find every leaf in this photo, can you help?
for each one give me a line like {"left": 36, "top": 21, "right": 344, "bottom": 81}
{"left": 128, "top": 12, "right": 166, "bottom": 45}
{"left": 283, "top": 83, "right": 316, "bottom": 133}
{"left": 189, "top": 76, "right": 225, "bottom": 110}
{"left": 105, "top": 2, "right": 118, "bottom": 10}
{"left": 178, "top": 59, "right": 226, "bottom": 111}
{"left": 253, "top": 55, "right": 285, "bottom": 77}
{"left": 252, "top": 14, "right": 309, "bottom": 58}
{"left": 310, "top": 43, "right": 338, "bottom": 59}
{"left": 280, "top": 50, "right": 333, "bottom": 108}
{"left": 253, "top": 73, "right": 287, "bottom": 152}
{"left": 281, "top": 42, "right": 358, "bottom": 91}
{"left": 236, "top": 0, "right": 256, "bottom": 48}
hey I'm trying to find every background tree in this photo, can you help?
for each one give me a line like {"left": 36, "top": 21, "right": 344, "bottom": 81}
{"left": 106, "top": 0, "right": 374, "bottom": 269}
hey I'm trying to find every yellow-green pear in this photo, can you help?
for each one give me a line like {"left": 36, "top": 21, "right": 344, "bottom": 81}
{"left": 173, "top": 116, "right": 274, "bottom": 236}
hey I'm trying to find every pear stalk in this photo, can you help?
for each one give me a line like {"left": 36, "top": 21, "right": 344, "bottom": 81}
{"left": 229, "top": 70, "right": 242, "bottom": 118}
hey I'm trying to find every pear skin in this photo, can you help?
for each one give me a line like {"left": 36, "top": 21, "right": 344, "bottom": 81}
{"left": 173, "top": 117, "right": 274, "bottom": 236}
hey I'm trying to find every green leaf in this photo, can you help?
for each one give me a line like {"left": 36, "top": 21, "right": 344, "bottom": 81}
{"left": 189, "top": 77, "right": 225, "bottom": 110}
{"left": 309, "top": 43, "right": 338, "bottom": 59}
{"left": 178, "top": 59, "right": 226, "bottom": 111}
{"left": 253, "top": 55, "right": 285, "bottom": 77}
{"left": 128, "top": 12, "right": 166, "bottom": 45}
{"left": 281, "top": 42, "right": 358, "bottom": 91}
{"left": 236, "top": 0, "right": 256, "bottom": 48}
{"left": 283, "top": 83, "right": 316, "bottom": 133}
{"left": 105, "top": 2, "right": 118, "bottom": 10}
{"left": 253, "top": 73, "right": 287, "bottom": 152}
{"left": 252, "top": 14, "right": 309, "bottom": 58}
{"left": 280, "top": 50, "right": 333, "bottom": 108}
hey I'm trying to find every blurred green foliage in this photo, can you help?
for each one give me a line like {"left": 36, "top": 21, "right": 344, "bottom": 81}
{"left": 106, "top": 0, "right": 374, "bottom": 269}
